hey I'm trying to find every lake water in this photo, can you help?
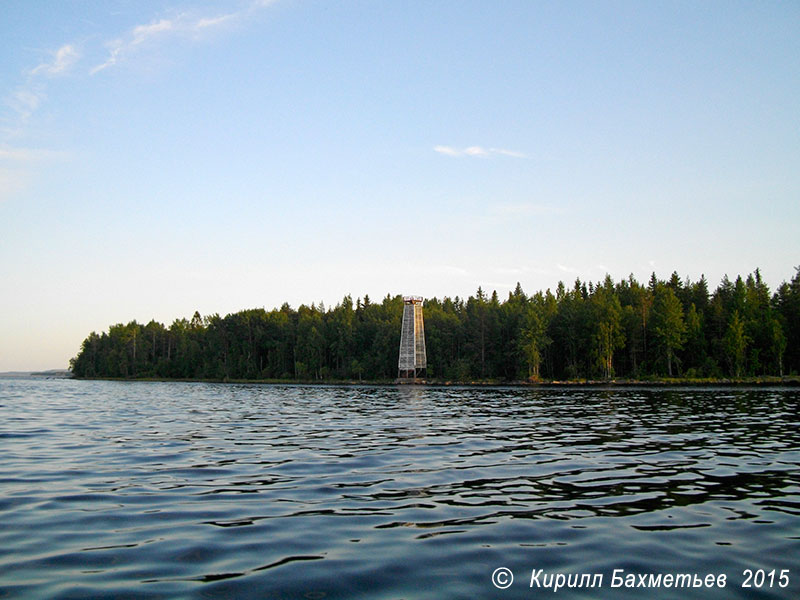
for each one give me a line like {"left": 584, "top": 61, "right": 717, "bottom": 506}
{"left": 0, "top": 379, "right": 798, "bottom": 599}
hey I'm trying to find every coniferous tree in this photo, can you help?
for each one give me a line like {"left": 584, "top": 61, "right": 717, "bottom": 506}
{"left": 651, "top": 285, "right": 687, "bottom": 376}
{"left": 723, "top": 311, "right": 748, "bottom": 377}
{"left": 774, "top": 267, "right": 800, "bottom": 374}
{"left": 70, "top": 268, "right": 798, "bottom": 382}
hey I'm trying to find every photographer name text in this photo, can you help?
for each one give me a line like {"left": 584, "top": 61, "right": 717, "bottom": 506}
{"left": 491, "top": 567, "right": 791, "bottom": 592}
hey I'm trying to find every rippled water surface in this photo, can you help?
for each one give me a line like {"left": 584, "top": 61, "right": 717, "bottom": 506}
{"left": 0, "top": 379, "right": 798, "bottom": 599}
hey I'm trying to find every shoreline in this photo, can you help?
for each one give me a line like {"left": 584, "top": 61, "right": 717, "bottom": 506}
{"left": 67, "top": 375, "right": 800, "bottom": 388}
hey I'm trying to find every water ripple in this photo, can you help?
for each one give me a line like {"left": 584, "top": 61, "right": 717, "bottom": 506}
{"left": 0, "top": 380, "right": 798, "bottom": 599}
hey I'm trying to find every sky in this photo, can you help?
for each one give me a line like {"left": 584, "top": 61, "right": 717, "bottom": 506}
{"left": 1, "top": 0, "right": 799, "bottom": 371}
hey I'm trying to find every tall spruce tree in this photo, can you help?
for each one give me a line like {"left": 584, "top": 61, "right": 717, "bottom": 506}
{"left": 651, "top": 285, "right": 687, "bottom": 376}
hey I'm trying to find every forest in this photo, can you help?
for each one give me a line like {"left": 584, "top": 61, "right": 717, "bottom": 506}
{"left": 70, "top": 267, "right": 800, "bottom": 382}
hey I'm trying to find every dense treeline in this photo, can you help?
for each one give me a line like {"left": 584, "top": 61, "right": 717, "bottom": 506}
{"left": 71, "top": 267, "right": 800, "bottom": 381}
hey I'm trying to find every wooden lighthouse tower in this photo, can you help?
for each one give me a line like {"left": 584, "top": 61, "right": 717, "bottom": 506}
{"left": 398, "top": 296, "right": 426, "bottom": 380}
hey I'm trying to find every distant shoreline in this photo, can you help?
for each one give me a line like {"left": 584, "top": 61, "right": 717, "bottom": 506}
{"left": 66, "top": 375, "right": 800, "bottom": 388}
{"left": 0, "top": 370, "right": 72, "bottom": 379}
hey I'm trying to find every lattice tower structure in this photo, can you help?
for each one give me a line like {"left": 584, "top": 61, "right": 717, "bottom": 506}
{"left": 398, "top": 296, "right": 427, "bottom": 379}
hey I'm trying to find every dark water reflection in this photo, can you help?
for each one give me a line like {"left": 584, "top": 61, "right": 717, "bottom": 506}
{"left": 0, "top": 380, "right": 798, "bottom": 598}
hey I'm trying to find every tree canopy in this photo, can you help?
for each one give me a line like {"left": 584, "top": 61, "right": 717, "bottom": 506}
{"left": 70, "top": 267, "right": 800, "bottom": 381}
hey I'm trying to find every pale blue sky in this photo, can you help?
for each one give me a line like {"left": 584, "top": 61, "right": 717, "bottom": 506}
{"left": 1, "top": 0, "right": 798, "bottom": 371}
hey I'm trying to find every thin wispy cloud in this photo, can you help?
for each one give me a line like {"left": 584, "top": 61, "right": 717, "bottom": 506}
{"left": 90, "top": 1, "right": 277, "bottom": 75}
{"left": 1, "top": 0, "right": 279, "bottom": 202}
{"left": 134, "top": 19, "right": 174, "bottom": 40}
{"left": 3, "top": 0, "right": 279, "bottom": 128}
{"left": 5, "top": 88, "right": 43, "bottom": 124}
{"left": 30, "top": 45, "right": 81, "bottom": 77}
{"left": 434, "top": 145, "right": 527, "bottom": 159}
{"left": 91, "top": 18, "right": 174, "bottom": 74}
{"left": 196, "top": 14, "right": 237, "bottom": 29}
{"left": 432, "top": 145, "right": 462, "bottom": 157}
{"left": 557, "top": 264, "right": 580, "bottom": 275}
{"left": 4, "top": 45, "right": 77, "bottom": 135}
